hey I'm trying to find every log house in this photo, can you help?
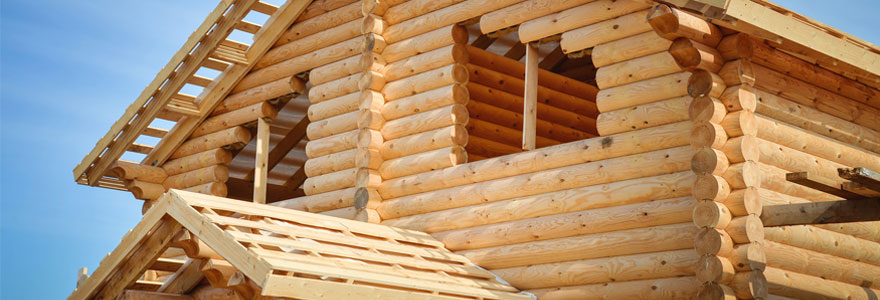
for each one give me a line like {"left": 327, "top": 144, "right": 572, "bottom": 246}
{"left": 70, "top": 0, "right": 880, "bottom": 299}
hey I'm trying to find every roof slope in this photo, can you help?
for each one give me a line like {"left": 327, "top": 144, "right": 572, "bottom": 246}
{"left": 69, "top": 190, "right": 531, "bottom": 300}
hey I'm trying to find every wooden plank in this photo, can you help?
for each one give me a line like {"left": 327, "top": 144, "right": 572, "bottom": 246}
{"left": 838, "top": 167, "right": 880, "bottom": 192}
{"left": 253, "top": 118, "right": 270, "bottom": 204}
{"left": 785, "top": 172, "right": 863, "bottom": 199}
{"left": 74, "top": 0, "right": 243, "bottom": 185}
{"left": 93, "top": 219, "right": 182, "bottom": 299}
{"left": 762, "top": 198, "right": 880, "bottom": 226}
{"left": 118, "top": 290, "right": 195, "bottom": 300}
{"left": 522, "top": 43, "right": 538, "bottom": 151}
{"left": 141, "top": 0, "right": 313, "bottom": 170}
{"left": 156, "top": 259, "right": 206, "bottom": 294}
{"left": 471, "top": 35, "right": 496, "bottom": 49}
{"left": 261, "top": 275, "right": 522, "bottom": 300}
{"left": 504, "top": 42, "right": 526, "bottom": 60}
{"left": 243, "top": 115, "right": 309, "bottom": 181}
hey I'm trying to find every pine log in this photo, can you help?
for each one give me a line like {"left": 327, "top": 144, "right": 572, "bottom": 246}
{"left": 646, "top": 5, "right": 721, "bottom": 46}
{"left": 591, "top": 31, "right": 672, "bottom": 68}
{"left": 561, "top": 9, "right": 653, "bottom": 53}
{"left": 688, "top": 69, "right": 726, "bottom": 98}
{"left": 467, "top": 63, "right": 598, "bottom": 116}
{"left": 693, "top": 200, "right": 732, "bottom": 229}
{"left": 182, "top": 182, "right": 227, "bottom": 197}
{"left": 109, "top": 161, "right": 167, "bottom": 183}
{"left": 527, "top": 276, "right": 700, "bottom": 300}
{"left": 695, "top": 227, "right": 734, "bottom": 257}
{"left": 719, "top": 187, "right": 762, "bottom": 217}
{"left": 464, "top": 135, "right": 521, "bottom": 158}
{"left": 669, "top": 38, "right": 723, "bottom": 72}
{"left": 696, "top": 255, "right": 735, "bottom": 284}
{"left": 467, "top": 82, "right": 598, "bottom": 134}
{"left": 466, "top": 118, "right": 559, "bottom": 148}
{"left": 693, "top": 174, "right": 732, "bottom": 203}
{"left": 381, "top": 84, "right": 468, "bottom": 121}
{"left": 213, "top": 77, "right": 305, "bottom": 116}
{"left": 309, "top": 74, "right": 360, "bottom": 104}
{"left": 596, "top": 95, "right": 691, "bottom": 135}
{"left": 382, "top": 63, "right": 468, "bottom": 101}
{"left": 762, "top": 266, "right": 880, "bottom": 300}
{"left": 308, "top": 55, "right": 366, "bottom": 86}
{"left": 729, "top": 242, "right": 767, "bottom": 272}
{"left": 307, "top": 92, "right": 359, "bottom": 122}
{"left": 303, "top": 168, "right": 356, "bottom": 195}
{"left": 382, "top": 171, "right": 694, "bottom": 232}
{"left": 719, "top": 85, "right": 758, "bottom": 112}
{"left": 459, "top": 222, "right": 698, "bottom": 269}
{"left": 691, "top": 122, "right": 728, "bottom": 150}
{"left": 304, "top": 129, "right": 358, "bottom": 158}
{"left": 257, "top": 18, "right": 361, "bottom": 70}
{"left": 382, "top": 24, "right": 468, "bottom": 63}
{"left": 356, "top": 128, "right": 383, "bottom": 151}
{"left": 754, "top": 137, "right": 848, "bottom": 186}
{"left": 383, "top": 44, "right": 468, "bottom": 82}
{"left": 697, "top": 283, "right": 738, "bottom": 300}
{"left": 723, "top": 162, "right": 843, "bottom": 202}
{"left": 467, "top": 100, "right": 590, "bottom": 142}
{"left": 518, "top": 0, "right": 651, "bottom": 43}
{"left": 726, "top": 215, "right": 765, "bottom": 244}
{"left": 234, "top": 37, "right": 364, "bottom": 93}
{"left": 815, "top": 222, "right": 880, "bottom": 244}
{"left": 171, "top": 127, "right": 251, "bottom": 159}
{"left": 378, "top": 146, "right": 693, "bottom": 219}
{"left": 730, "top": 270, "right": 768, "bottom": 299}
{"left": 271, "top": 187, "right": 356, "bottom": 213}
{"left": 493, "top": 249, "right": 698, "bottom": 290}
{"left": 304, "top": 148, "right": 356, "bottom": 177}
{"left": 163, "top": 165, "right": 229, "bottom": 190}
{"left": 381, "top": 104, "right": 468, "bottom": 140}
{"left": 277, "top": 1, "right": 361, "bottom": 46}
{"left": 595, "top": 51, "right": 681, "bottom": 89}
{"left": 378, "top": 146, "right": 466, "bottom": 180}
{"left": 128, "top": 180, "right": 166, "bottom": 200}
{"left": 691, "top": 147, "right": 729, "bottom": 176}
{"left": 434, "top": 196, "right": 695, "bottom": 250}
{"left": 764, "top": 225, "right": 880, "bottom": 266}
{"left": 763, "top": 240, "right": 880, "bottom": 288}
{"left": 380, "top": 125, "right": 468, "bottom": 160}
{"left": 381, "top": 0, "right": 520, "bottom": 44}
{"left": 383, "top": 0, "right": 463, "bottom": 25}
{"left": 689, "top": 96, "right": 727, "bottom": 124}
{"left": 194, "top": 102, "right": 278, "bottom": 138}
{"left": 163, "top": 149, "right": 233, "bottom": 176}
{"left": 466, "top": 45, "right": 598, "bottom": 99}
{"left": 306, "top": 110, "right": 358, "bottom": 140}
{"left": 479, "top": 0, "right": 592, "bottom": 34}
{"left": 596, "top": 71, "right": 690, "bottom": 112}
{"left": 379, "top": 121, "right": 691, "bottom": 199}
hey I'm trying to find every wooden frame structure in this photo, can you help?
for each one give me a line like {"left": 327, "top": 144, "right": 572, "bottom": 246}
{"left": 70, "top": 0, "right": 880, "bottom": 299}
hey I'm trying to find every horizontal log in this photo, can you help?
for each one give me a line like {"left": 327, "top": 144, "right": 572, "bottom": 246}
{"left": 719, "top": 84, "right": 758, "bottom": 112}
{"left": 464, "top": 135, "right": 521, "bottom": 158}
{"left": 762, "top": 198, "right": 880, "bottom": 226}
{"left": 383, "top": 44, "right": 468, "bottom": 82}
{"left": 493, "top": 249, "right": 698, "bottom": 290}
{"left": 596, "top": 95, "right": 691, "bottom": 135}
{"left": 689, "top": 95, "right": 727, "bottom": 125}
{"left": 763, "top": 240, "right": 880, "bottom": 288}
{"left": 304, "top": 129, "right": 358, "bottom": 158}
{"left": 762, "top": 266, "right": 880, "bottom": 300}
{"left": 378, "top": 146, "right": 693, "bottom": 219}
{"left": 730, "top": 270, "right": 768, "bottom": 299}
{"left": 194, "top": 102, "right": 278, "bottom": 138}
{"left": 382, "top": 0, "right": 519, "bottom": 44}
{"left": 466, "top": 118, "right": 559, "bottom": 148}
{"left": 596, "top": 71, "right": 690, "bottom": 112}
{"left": 754, "top": 137, "right": 848, "bottom": 186}
{"left": 459, "top": 222, "right": 698, "bottom": 269}
{"left": 726, "top": 214, "right": 765, "bottom": 244}
{"left": 479, "top": 0, "right": 591, "bottom": 34}
{"left": 435, "top": 196, "right": 695, "bottom": 251}
{"left": 527, "top": 276, "right": 700, "bottom": 300}
{"left": 382, "top": 63, "right": 468, "bottom": 101}
{"left": 182, "top": 182, "right": 227, "bottom": 197}
{"left": 467, "top": 63, "right": 598, "bottom": 117}
{"left": 306, "top": 110, "right": 357, "bottom": 140}
{"left": 213, "top": 76, "right": 305, "bottom": 115}
{"left": 467, "top": 100, "right": 591, "bottom": 142}
{"left": 381, "top": 104, "right": 468, "bottom": 140}
{"left": 258, "top": 18, "right": 361, "bottom": 70}
{"left": 518, "top": 0, "right": 651, "bottom": 43}
{"left": 303, "top": 168, "right": 356, "bottom": 195}
{"left": 467, "top": 82, "right": 598, "bottom": 134}
{"left": 110, "top": 161, "right": 167, "bottom": 183}
{"left": 304, "top": 148, "right": 356, "bottom": 177}
{"left": 379, "top": 121, "right": 691, "bottom": 199}
{"left": 308, "top": 55, "right": 366, "bottom": 86}
{"left": 382, "top": 24, "right": 468, "bottom": 63}
{"left": 722, "top": 162, "right": 842, "bottom": 202}
{"left": 383, "top": 0, "right": 463, "bottom": 25}
{"left": 695, "top": 227, "right": 734, "bottom": 257}
{"left": 163, "top": 149, "right": 233, "bottom": 176}
{"left": 560, "top": 9, "right": 653, "bottom": 54}
{"left": 646, "top": 5, "right": 721, "bottom": 46}
{"left": 378, "top": 146, "right": 466, "bottom": 180}
{"left": 309, "top": 73, "right": 360, "bottom": 104}
{"left": 729, "top": 242, "right": 766, "bottom": 272}
{"left": 669, "top": 38, "right": 723, "bottom": 72}
{"left": 306, "top": 92, "right": 359, "bottom": 122}
{"left": 466, "top": 45, "right": 598, "bottom": 99}
{"left": 381, "top": 84, "right": 468, "bottom": 121}
{"left": 693, "top": 199, "right": 732, "bottom": 229}
{"left": 270, "top": 187, "right": 356, "bottom": 213}
{"left": 595, "top": 51, "right": 682, "bottom": 89}
{"left": 171, "top": 127, "right": 250, "bottom": 159}
{"left": 380, "top": 124, "right": 467, "bottom": 160}
{"left": 277, "top": 1, "right": 360, "bottom": 46}
{"left": 127, "top": 180, "right": 165, "bottom": 200}
{"left": 163, "top": 165, "right": 228, "bottom": 190}
{"left": 765, "top": 225, "right": 880, "bottom": 266}
{"left": 591, "top": 31, "right": 672, "bottom": 68}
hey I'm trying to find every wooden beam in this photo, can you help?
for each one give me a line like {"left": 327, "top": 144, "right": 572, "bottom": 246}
{"left": 243, "top": 114, "right": 309, "bottom": 181}
{"left": 253, "top": 118, "right": 271, "bottom": 204}
{"left": 838, "top": 167, "right": 880, "bottom": 192}
{"left": 140, "top": 0, "right": 313, "bottom": 171}
{"left": 471, "top": 35, "right": 496, "bottom": 50}
{"left": 522, "top": 43, "right": 538, "bottom": 151}
{"left": 225, "top": 177, "right": 302, "bottom": 203}
{"left": 157, "top": 258, "right": 206, "bottom": 294}
{"left": 761, "top": 198, "right": 880, "bottom": 226}
{"left": 785, "top": 172, "right": 863, "bottom": 199}
{"left": 118, "top": 290, "right": 194, "bottom": 300}
{"left": 77, "top": 267, "right": 88, "bottom": 287}
{"left": 538, "top": 44, "right": 565, "bottom": 70}
{"left": 504, "top": 43, "right": 526, "bottom": 61}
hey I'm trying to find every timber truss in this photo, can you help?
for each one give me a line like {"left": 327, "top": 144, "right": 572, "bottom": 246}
{"left": 763, "top": 167, "right": 880, "bottom": 226}
{"left": 69, "top": 190, "right": 530, "bottom": 300}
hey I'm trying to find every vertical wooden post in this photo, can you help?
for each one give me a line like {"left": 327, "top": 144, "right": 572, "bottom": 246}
{"left": 77, "top": 267, "right": 88, "bottom": 287}
{"left": 253, "top": 118, "right": 270, "bottom": 204}
{"left": 523, "top": 43, "right": 539, "bottom": 151}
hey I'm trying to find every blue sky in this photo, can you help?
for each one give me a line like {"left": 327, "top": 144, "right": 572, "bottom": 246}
{"left": 0, "top": 0, "right": 878, "bottom": 299}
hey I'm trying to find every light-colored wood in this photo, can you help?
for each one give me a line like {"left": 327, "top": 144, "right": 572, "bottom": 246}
{"left": 479, "top": 0, "right": 592, "bottom": 35}
{"left": 182, "top": 182, "right": 227, "bottom": 197}
{"left": 380, "top": 125, "right": 468, "bottom": 160}
{"left": 763, "top": 240, "right": 880, "bottom": 288}
{"left": 669, "top": 38, "right": 724, "bottom": 72}
{"left": 194, "top": 102, "right": 278, "bottom": 138}
{"left": 213, "top": 75, "right": 305, "bottom": 115}
{"left": 127, "top": 181, "right": 166, "bottom": 201}
{"left": 171, "top": 127, "right": 251, "bottom": 159}
{"left": 591, "top": 31, "right": 672, "bottom": 68}
{"left": 309, "top": 73, "right": 361, "bottom": 104}
{"left": 467, "top": 100, "right": 590, "bottom": 142}
{"left": 109, "top": 161, "right": 168, "bottom": 184}
{"left": 597, "top": 95, "right": 691, "bottom": 135}
{"left": 383, "top": 43, "right": 469, "bottom": 82}
{"left": 527, "top": 276, "right": 700, "bottom": 300}
{"left": 117, "top": 290, "right": 194, "bottom": 300}
{"left": 271, "top": 187, "right": 356, "bottom": 213}
{"left": 382, "top": 0, "right": 520, "bottom": 44}
{"left": 306, "top": 110, "right": 358, "bottom": 140}
{"left": 382, "top": 84, "right": 469, "bottom": 121}
{"left": 305, "top": 129, "right": 358, "bottom": 158}
{"left": 379, "top": 121, "right": 690, "bottom": 199}
{"left": 307, "top": 92, "right": 359, "bottom": 122}
{"left": 696, "top": 255, "right": 735, "bottom": 285}
{"left": 561, "top": 9, "right": 653, "bottom": 53}
{"left": 647, "top": 5, "right": 721, "bottom": 46}
{"left": 460, "top": 222, "right": 698, "bottom": 269}
{"left": 382, "top": 24, "right": 468, "bottom": 63}
{"left": 595, "top": 51, "right": 682, "bottom": 89}
{"left": 729, "top": 269, "right": 768, "bottom": 299}
{"left": 467, "top": 117, "right": 559, "bottom": 148}
{"left": 303, "top": 168, "right": 356, "bottom": 195}
{"left": 764, "top": 225, "right": 880, "bottom": 266}
{"left": 729, "top": 242, "right": 766, "bottom": 272}
{"left": 382, "top": 63, "right": 468, "bottom": 101}
{"left": 596, "top": 71, "right": 690, "bottom": 112}
{"left": 378, "top": 146, "right": 466, "bottom": 180}
{"left": 163, "top": 149, "right": 233, "bottom": 176}
{"left": 304, "top": 149, "right": 356, "bottom": 177}
{"left": 381, "top": 104, "right": 468, "bottom": 140}
{"left": 518, "top": 0, "right": 651, "bottom": 43}
{"left": 258, "top": 18, "right": 361, "bottom": 70}
{"left": 163, "top": 165, "right": 229, "bottom": 190}
{"left": 522, "top": 43, "right": 538, "bottom": 151}
{"left": 279, "top": 1, "right": 361, "bottom": 46}
{"left": 687, "top": 69, "right": 726, "bottom": 98}
{"left": 762, "top": 266, "right": 880, "bottom": 300}
{"left": 252, "top": 118, "right": 270, "bottom": 204}
{"left": 467, "top": 82, "right": 597, "bottom": 134}
{"left": 309, "top": 55, "right": 369, "bottom": 87}
{"left": 378, "top": 146, "right": 693, "bottom": 219}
